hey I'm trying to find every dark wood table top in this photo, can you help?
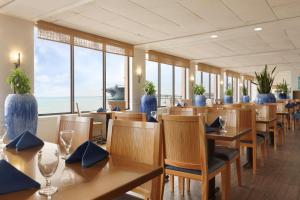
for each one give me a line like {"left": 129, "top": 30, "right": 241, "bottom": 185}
{"left": 256, "top": 117, "right": 277, "bottom": 124}
{"left": 206, "top": 127, "right": 251, "bottom": 141}
{"left": 0, "top": 142, "right": 162, "bottom": 200}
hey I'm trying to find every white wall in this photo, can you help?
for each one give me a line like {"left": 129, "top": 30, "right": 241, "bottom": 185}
{"left": 0, "top": 14, "right": 34, "bottom": 124}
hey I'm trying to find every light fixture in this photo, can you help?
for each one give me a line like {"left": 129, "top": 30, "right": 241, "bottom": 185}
{"left": 211, "top": 34, "right": 218, "bottom": 39}
{"left": 190, "top": 75, "right": 195, "bottom": 87}
{"left": 254, "top": 27, "right": 263, "bottom": 32}
{"left": 136, "top": 67, "right": 142, "bottom": 83}
{"left": 220, "top": 80, "right": 224, "bottom": 85}
{"left": 10, "top": 52, "right": 21, "bottom": 68}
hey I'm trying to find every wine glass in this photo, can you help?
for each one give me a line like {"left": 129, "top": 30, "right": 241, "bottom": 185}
{"left": 60, "top": 130, "right": 74, "bottom": 159}
{"left": 38, "top": 148, "right": 59, "bottom": 197}
{"left": 0, "top": 125, "right": 7, "bottom": 151}
{"left": 150, "top": 111, "right": 157, "bottom": 119}
{"left": 219, "top": 116, "right": 227, "bottom": 133}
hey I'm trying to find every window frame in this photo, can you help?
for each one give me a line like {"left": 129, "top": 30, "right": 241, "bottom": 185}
{"left": 196, "top": 71, "right": 219, "bottom": 100}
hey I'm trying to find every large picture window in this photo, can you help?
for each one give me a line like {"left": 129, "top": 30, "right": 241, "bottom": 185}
{"left": 160, "top": 64, "right": 173, "bottom": 106}
{"left": 195, "top": 71, "right": 219, "bottom": 100}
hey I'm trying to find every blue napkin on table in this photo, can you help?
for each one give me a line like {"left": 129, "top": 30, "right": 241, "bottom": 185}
{"left": 112, "top": 106, "right": 121, "bottom": 111}
{"left": 66, "top": 141, "right": 109, "bottom": 168}
{"left": 285, "top": 102, "right": 294, "bottom": 109}
{"left": 0, "top": 160, "right": 40, "bottom": 194}
{"left": 209, "top": 117, "right": 221, "bottom": 128}
{"left": 176, "top": 103, "right": 182, "bottom": 107}
{"left": 148, "top": 117, "right": 158, "bottom": 122}
{"left": 6, "top": 131, "right": 44, "bottom": 151}
{"left": 97, "top": 107, "right": 106, "bottom": 112}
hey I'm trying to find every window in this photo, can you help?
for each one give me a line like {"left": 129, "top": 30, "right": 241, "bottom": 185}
{"left": 233, "top": 77, "right": 237, "bottom": 102}
{"left": 174, "top": 66, "right": 186, "bottom": 103}
{"left": 74, "top": 46, "right": 103, "bottom": 112}
{"left": 202, "top": 72, "right": 210, "bottom": 98}
{"left": 145, "top": 61, "right": 159, "bottom": 95}
{"left": 160, "top": 64, "right": 173, "bottom": 106}
{"left": 196, "top": 71, "right": 202, "bottom": 84}
{"left": 210, "top": 74, "right": 217, "bottom": 100}
{"left": 196, "top": 71, "right": 219, "bottom": 100}
{"left": 106, "top": 53, "right": 129, "bottom": 108}
{"left": 34, "top": 38, "right": 71, "bottom": 114}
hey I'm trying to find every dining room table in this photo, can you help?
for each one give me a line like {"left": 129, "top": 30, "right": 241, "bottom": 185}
{"left": 206, "top": 126, "right": 252, "bottom": 198}
{"left": 0, "top": 142, "right": 163, "bottom": 200}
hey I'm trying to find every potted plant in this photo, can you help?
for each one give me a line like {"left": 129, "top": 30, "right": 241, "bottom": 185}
{"left": 252, "top": 65, "right": 276, "bottom": 104}
{"left": 276, "top": 79, "right": 289, "bottom": 99}
{"left": 140, "top": 81, "right": 157, "bottom": 120}
{"left": 241, "top": 85, "right": 250, "bottom": 102}
{"left": 5, "top": 68, "right": 38, "bottom": 141}
{"left": 224, "top": 88, "right": 233, "bottom": 104}
{"left": 193, "top": 84, "right": 206, "bottom": 106}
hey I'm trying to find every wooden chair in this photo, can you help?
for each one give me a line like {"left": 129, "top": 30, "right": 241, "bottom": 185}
{"left": 169, "top": 107, "right": 195, "bottom": 115}
{"left": 276, "top": 102, "right": 287, "bottom": 144}
{"left": 161, "top": 115, "right": 228, "bottom": 200}
{"left": 111, "top": 112, "right": 147, "bottom": 122}
{"left": 107, "top": 119, "right": 162, "bottom": 200}
{"left": 56, "top": 115, "right": 93, "bottom": 151}
{"left": 108, "top": 100, "right": 126, "bottom": 111}
{"left": 240, "top": 105, "right": 267, "bottom": 175}
{"left": 181, "top": 99, "right": 192, "bottom": 106}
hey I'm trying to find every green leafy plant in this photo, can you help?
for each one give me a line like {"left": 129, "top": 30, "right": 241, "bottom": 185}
{"left": 242, "top": 85, "right": 248, "bottom": 96}
{"left": 225, "top": 88, "right": 233, "bottom": 96}
{"left": 252, "top": 65, "right": 276, "bottom": 94}
{"left": 276, "top": 79, "right": 289, "bottom": 94}
{"left": 193, "top": 84, "right": 205, "bottom": 95}
{"left": 143, "top": 81, "right": 156, "bottom": 95}
{"left": 6, "top": 68, "right": 31, "bottom": 94}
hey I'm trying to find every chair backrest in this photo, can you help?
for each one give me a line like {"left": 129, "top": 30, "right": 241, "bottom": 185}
{"left": 111, "top": 112, "right": 147, "bottom": 122}
{"left": 56, "top": 115, "right": 93, "bottom": 150}
{"left": 107, "top": 120, "right": 161, "bottom": 196}
{"left": 181, "top": 99, "right": 192, "bottom": 106}
{"left": 169, "top": 107, "right": 195, "bottom": 115}
{"left": 222, "top": 103, "right": 242, "bottom": 109}
{"left": 107, "top": 100, "right": 126, "bottom": 111}
{"left": 161, "top": 115, "right": 208, "bottom": 173}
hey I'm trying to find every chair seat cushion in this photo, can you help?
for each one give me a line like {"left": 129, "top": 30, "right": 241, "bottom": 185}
{"left": 214, "top": 147, "right": 239, "bottom": 161}
{"left": 241, "top": 135, "right": 264, "bottom": 144}
{"left": 165, "top": 157, "right": 225, "bottom": 175}
{"left": 294, "top": 112, "right": 300, "bottom": 119}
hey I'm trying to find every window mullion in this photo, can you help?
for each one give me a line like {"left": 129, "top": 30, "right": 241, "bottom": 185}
{"left": 70, "top": 44, "right": 75, "bottom": 113}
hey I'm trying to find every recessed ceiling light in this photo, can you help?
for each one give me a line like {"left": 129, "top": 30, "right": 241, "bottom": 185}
{"left": 254, "top": 27, "right": 263, "bottom": 31}
{"left": 211, "top": 34, "right": 218, "bottom": 38}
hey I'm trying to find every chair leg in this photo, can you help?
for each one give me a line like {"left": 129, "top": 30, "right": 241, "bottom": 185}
{"left": 252, "top": 147, "right": 257, "bottom": 175}
{"left": 201, "top": 178, "right": 209, "bottom": 200}
{"left": 169, "top": 175, "right": 174, "bottom": 193}
{"left": 225, "top": 162, "right": 231, "bottom": 198}
{"left": 221, "top": 169, "right": 229, "bottom": 200}
{"left": 260, "top": 144, "right": 265, "bottom": 166}
{"left": 186, "top": 178, "right": 190, "bottom": 192}
{"left": 179, "top": 177, "right": 185, "bottom": 196}
{"left": 160, "top": 173, "right": 165, "bottom": 200}
{"left": 236, "top": 157, "right": 242, "bottom": 186}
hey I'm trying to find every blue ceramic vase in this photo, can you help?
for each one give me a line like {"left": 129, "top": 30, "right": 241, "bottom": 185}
{"left": 255, "top": 93, "right": 276, "bottom": 104}
{"left": 4, "top": 94, "right": 38, "bottom": 141}
{"left": 194, "top": 95, "right": 206, "bottom": 106}
{"left": 140, "top": 95, "right": 157, "bottom": 121}
{"left": 278, "top": 93, "right": 287, "bottom": 99}
{"left": 242, "top": 95, "right": 250, "bottom": 103}
{"left": 224, "top": 95, "right": 233, "bottom": 104}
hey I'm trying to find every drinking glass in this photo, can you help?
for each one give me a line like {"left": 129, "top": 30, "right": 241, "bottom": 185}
{"left": 0, "top": 125, "right": 7, "bottom": 151}
{"left": 219, "top": 116, "right": 227, "bottom": 133}
{"left": 60, "top": 130, "right": 74, "bottom": 159}
{"left": 150, "top": 111, "right": 157, "bottom": 119}
{"left": 38, "top": 148, "right": 59, "bottom": 197}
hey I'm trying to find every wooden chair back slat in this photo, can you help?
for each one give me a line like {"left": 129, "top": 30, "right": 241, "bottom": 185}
{"left": 108, "top": 100, "right": 126, "bottom": 111}
{"left": 111, "top": 112, "right": 147, "bottom": 122}
{"left": 169, "top": 107, "right": 195, "bottom": 116}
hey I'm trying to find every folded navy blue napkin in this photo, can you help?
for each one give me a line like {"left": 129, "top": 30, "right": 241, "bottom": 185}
{"left": 176, "top": 103, "right": 182, "bottom": 107}
{"left": 148, "top": 117, "right": 158, "bottom": 122}
{"left": 205, "top": 124, "right": 218, "bottom": 133}
{"left": 285, "top": 103, "right": 293, "bottom": 109}
{"left": 112, "top": 106, "right": 121, "bottom": 111}
{"left": 183, "top": 103, "right": 188, "bottom": 107}
{"left": 209, "top": 117, "right": 221, "bottom": 128}
{"left": 97, "top": 107, "right": 106, "bottom": 112}
{"left": 6, "top": 131, "right": 44, "bottom": 151}
{"left": 66, "top": 141, "right": 109, "bottom": 168}
{"left": 0, "top": 160, "right": 40, "bottom": 194}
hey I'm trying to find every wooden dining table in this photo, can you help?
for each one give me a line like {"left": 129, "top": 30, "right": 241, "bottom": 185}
{"left": 256, "top": 117, "right": 277, "bottom": 149}
{"left": 206, "top": 126, "right": 251, "bottom": 198}
{"left": 0, "top": 142, "right": 163, "bottom": 200}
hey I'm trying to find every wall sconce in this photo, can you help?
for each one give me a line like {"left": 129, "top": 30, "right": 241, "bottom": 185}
{"left": 220, "top": 80, "right": 224, "bottom": 85}
{"left": 190, "top": 75, "right": 195, "bottom": 87}
{"left": 10, "top": 52, "right": 21, "bottom": 68}
{"left": 136, "top": 68, "right": 142, "bottom": 83}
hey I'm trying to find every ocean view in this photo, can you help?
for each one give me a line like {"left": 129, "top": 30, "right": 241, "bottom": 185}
{"left": 36, "top": 96, "right": 103, "bottom": 114}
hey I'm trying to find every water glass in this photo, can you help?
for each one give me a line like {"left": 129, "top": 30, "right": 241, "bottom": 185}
{"left": 38, "top": 148, "right": 59, "bottom": 197}
{"left": 0, "top": 125, "right": 7, "bottom": 151}
{"left": 60, "top": 130, "right": 74, "bottom": 159}
{"left": 219, "top": 116, "right": 227, "bottom": 133}
{"left": 150, "top": 111, "right": 157, "bottom": 119}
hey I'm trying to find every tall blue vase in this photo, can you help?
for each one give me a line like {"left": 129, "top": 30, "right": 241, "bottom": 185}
{"left": 242, "top": 95, "right": 250, "bottom": 103}
{"left": 140, "top": 95, "right": 157, "bottom": 121}
{"left": 255, "top": 93, "right": 276, "bottom": 104}
{"left": 4, "top": 94, "right": 38, "bottom": 141}
{"left": 194, "top": 95, "right": 206, "bottom": 106}
{"left": 224, "top": 95, "right": 233, "bottom": 104}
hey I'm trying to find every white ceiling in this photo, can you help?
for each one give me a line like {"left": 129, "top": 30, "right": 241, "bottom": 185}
{"left": 1, "top": 0, "right": 300, "bottom": 74}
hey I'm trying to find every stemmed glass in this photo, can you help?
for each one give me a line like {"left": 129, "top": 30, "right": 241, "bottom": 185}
{"left": 60, "top": 130, "right": 74, "bottom": 159}
{"left": 0, "top": 125, "right": 7, "bottom": 152}
{"left": 150, "top": 111, "right": 157, "bottom": 119}
{"left": 38, "top": 148, "right": 59, "bottom": 197}
{"left": 219, "top": 116, "right": 227, "bottom": 133}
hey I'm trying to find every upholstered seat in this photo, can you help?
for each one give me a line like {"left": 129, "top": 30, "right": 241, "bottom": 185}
{"left": 241, "top": 135, "right": 264, "bottom": 144}
{"left": 214, "top": 147, "right": 239, "bottom": 161}
{"left": 165, "top": 157, "right": 225, "bottom": 175}
{"left": 294, "top": 112, "right": 300, "bottom": 119}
